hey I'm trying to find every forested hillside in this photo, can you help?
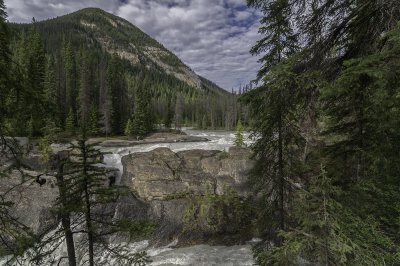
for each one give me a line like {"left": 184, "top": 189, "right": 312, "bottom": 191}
{"left": 4, "top": 8, "right": 248, "bottom": 138}
{"left": 244, "top": 0, "right": 400, "bottom": 265}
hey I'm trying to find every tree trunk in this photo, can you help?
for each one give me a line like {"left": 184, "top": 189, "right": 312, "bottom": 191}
{"left": 56, "top": 152, "right": 77, "bottom": 266}
{"left": 82, "top": 142, "right": 95, "bottom": 266}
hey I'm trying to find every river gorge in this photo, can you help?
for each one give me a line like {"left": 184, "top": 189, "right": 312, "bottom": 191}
{"left": 1, "top": 128, "right": 257, "bottom": 266}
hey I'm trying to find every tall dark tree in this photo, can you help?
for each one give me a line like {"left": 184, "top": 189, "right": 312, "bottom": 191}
{"left": 0, "top": 0, "right": 10, "bottom": 124}
{"left": 60, "top": 131, "right": 153, "bottom": 265}
{"left": 243, "top": 0, "right": 300, "bottom": 245}
{"left": 131, "top": 73, "right": 150, "bottom": 137}
{"left": 106, "top": 54, "right": 124, "bottom": 135}
{"left": 63, "top": 40, "right": 78, "bottom": 124}
{"left": 0, "top": 2, "right": 38, "bottom": 261}
{"left": 43, "top": 54, "right": 58, "bottom": 124}
{"left": 246, "top": 0, "right": 400, "bottom": 264}
{"left": 79, "top": 48, "right": 91, "bottom": 127}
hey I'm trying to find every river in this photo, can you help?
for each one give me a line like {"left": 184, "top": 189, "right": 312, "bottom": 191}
{"left": 1, "top": 129, "right": 257, "bottom": 266}
{"left": 102, "top": 128, "right": 256, "bottom": 266}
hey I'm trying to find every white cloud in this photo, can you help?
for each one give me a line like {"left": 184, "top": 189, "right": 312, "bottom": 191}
{"left": 5, "top": 0, "right": 119, "bottom": 22}
{"left": 5, "top": 0, "right": 262, "bottom": 90}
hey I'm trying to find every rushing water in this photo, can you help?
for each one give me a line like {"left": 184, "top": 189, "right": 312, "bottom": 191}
{"left": 1, "top": 129, "right": 256, "bottom": 266}
{"left": 101, "top": 128, "right": 256, "bottom": 265}
{"left": 101, "top": 128, "right": 252, "bottom": 183}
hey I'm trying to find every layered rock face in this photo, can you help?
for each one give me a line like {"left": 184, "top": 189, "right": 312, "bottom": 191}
{"left": 119, "top": 147, "right": 255, "bottom": 245}
{"left": 121, "top": 147, "right": 254, "bottom": 201}
{"left": 1, "top": 145, "right": 255, "bottom": 247}
{"left": 0, "top": 170, "right": 58, "bottom": 236}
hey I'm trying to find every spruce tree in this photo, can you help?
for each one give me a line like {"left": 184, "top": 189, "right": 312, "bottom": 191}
{"left": 0, "top": 0, "right": 10, "bottom": 125}
{"left": 79, "top": 48, "right": 91, "bottom": 127}
{"left": 106, "top": 54, "right": 124, "bottom": 135}
{"left": 63, "top": 41, "right": 77, "bottom": 119}
{"left": 164, "top": 96, "right": 172, "bottom": 129}
{"left": 246, "top": 1, "right": 400, "bottom": 264}
{"left": 61, "top": 131, "right": 153, "bottom": 265}
{"left": 132, "top": 75, "right": 147, "bottom": 138}
{"left": 65, "top": 108, "right": 75, "bottom": 136}
{"left": 234, "top": 119, "right": 245, "bottom": 147}
{"left": 174, "top": 93, "right": 182, "bottom": 130}
{"left": 88, "top": 103, "right": 99, "bottom": 136}
{"left": 243, "top": 0, "right": 300, "bottom": 248}
{"left": 43, "top": 54, "right": 58, "bottom": 125}
{"left": 0, "top": 2, "right": 38, "bottom": 260}
{"left": 124, "top": 118, "right": 134, "bottom": 137}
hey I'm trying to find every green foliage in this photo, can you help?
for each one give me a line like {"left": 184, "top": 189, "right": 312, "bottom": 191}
{"left": 163, "top": 191, "right": 191, "bottom": 200}
{"left": 216, "top": 149, "right": 229, "bottom": 160}
{"left": 131, "top": 74, "right": 151, "bottom": 138}
{"left": 88, "top": 103, "right": 99, "bottom": 136}
{"left": 27, "top": 116, "right": 34, "bottom": 138}
{"left": 28, "top": 131, "right": 156, "bottom": 265}
{"left": 4, "top": 7, "right": 242, "bottom": 138}
{"left": 124, "top": 118, "right": 134, "bottom": 137}
{"left": 247, "top": 0, "right": 400, "bottom": 264}
{"left": 248, "top": 0, "right": 297, "bottom": 81}
{"left": 164, "top": 96, "right": 173, "bottom": 129}
{"left": 115, "top": 218, "right": 155, "bottom": 240}
{"left": 38, "top": 135, "right": 52, "bottom": 164}
{"left": 65, "top": 107, "right": 75, "bottom": 136}
{"left": 256, "top": 166, "right": 398, "bottom": 265}
{"left": 234, "top": 119, "right": 245, "bottom": 147}
{"left": 106, "top": 54, "right": 125, "bottom": 135}
{"left": 183, "top": 186, "right": 254, "bottom": 234}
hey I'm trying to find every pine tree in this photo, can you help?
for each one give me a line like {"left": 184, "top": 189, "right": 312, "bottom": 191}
{"left": 0, "top": 0, "right": 10, "bottom": 125}
{"left": 102, "top": 97, "right": 112, "bottom": 138}
{"left": 234, "top": 119, "right": 245, "bottom": 147}
{"left": 43, "top": 54, "right": 58, "bottom": 125}
{"left": 88, "top": 103, "right": 99, "bottom": 136}
{"left": 260, "top": 166, "right": 395, "bottom": 265}
{"left": 63, "top": 41, "right": 78, "bottom": 119}
{"left": 65, "top": 108, "right": 75, "bottom": 136}
{"left": 131, "top": 74, "right": 148, "bottom": 138}
{"left": 124, "top": 118, "right": 134, "bottom": 137}
{"left": 106, "top": 54, "right": 124, "bottom": 135}
{"left": 320, "top": 22, "right": 400, "bottom": 248}
{"left": 174, "top": 93, "right": 182, "bottom": 130}
{"left": 164, "top": 95, "right": 172, "bottom": 129}
{"left": 79, "top": 48, "right": 91, "bottom": 127}
{"left": 62, "top": 131, "right": 153, "bottom": 265}
{"left": 247, "top": 1, "right": 400, "bottom": 264}
{"left": 242, "top": 0, "right": 300, "bottom": 241}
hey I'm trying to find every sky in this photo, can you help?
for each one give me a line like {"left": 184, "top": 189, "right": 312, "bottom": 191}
{"left": 4, "top": 0, "right": 262, "bottom": 91}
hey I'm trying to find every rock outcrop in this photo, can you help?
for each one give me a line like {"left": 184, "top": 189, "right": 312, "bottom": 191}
{"left": 0, "top": 170, "right": 58, "bottom": 236}
{"left": 119, "top": 146, "right": 255, "bottom": 245}
{"left": 1, "top": 144, "right": 255, "bottom": 248}
{"left": 121, "top": 147, "right": 254, "bottom": 201}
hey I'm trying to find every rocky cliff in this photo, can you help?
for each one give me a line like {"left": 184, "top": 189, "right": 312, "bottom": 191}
{"left": 118, "top": 147, "right": 255, "bottom": 245}
{"left": 2, "top": 145, "right": 255, "bottom": 247}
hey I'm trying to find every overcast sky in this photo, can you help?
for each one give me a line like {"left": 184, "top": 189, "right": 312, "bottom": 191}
{"left": 4, "top": 0, "right": 262, "bottom": 91}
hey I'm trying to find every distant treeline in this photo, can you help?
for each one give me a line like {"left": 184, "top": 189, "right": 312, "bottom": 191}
{"left": 4, "top": 14, "right": 250, "bottom": 139}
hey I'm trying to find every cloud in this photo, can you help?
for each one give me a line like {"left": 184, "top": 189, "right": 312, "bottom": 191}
{"left": 5, "top": 0, "right": 262, "bottom": 90}
{"left": 5, "top": 0, "right": 120, "bottom": 22}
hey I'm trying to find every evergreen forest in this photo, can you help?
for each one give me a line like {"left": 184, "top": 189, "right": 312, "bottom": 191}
{"left": 2, "top": 7, "right": 250, "bottom": 140}
{"left": 244, "top": 0, "right": 400, "bottom": 264}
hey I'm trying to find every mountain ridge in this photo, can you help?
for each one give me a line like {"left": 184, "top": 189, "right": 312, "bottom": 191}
{"left": 11, "top": 7, "right": 226, "bottom": 93}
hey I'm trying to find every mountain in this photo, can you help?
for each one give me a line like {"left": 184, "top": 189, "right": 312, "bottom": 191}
{"left": 11, "top": 8, "right": 224, "bottom": 93}
{"left": 5, "top": 7, "right": 241, "bottom": 137}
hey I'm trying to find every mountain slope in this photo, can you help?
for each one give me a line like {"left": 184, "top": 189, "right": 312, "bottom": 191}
{"left": 12, "top": 7, "right": 222, "bottom": 92}
{"left": 4, "top": 7, "right": 237, "bottom": 137}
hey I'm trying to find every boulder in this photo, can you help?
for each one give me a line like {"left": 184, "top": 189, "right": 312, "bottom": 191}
{"left": 0, "top": 170, "right": 58, "bottom": 236}
{"left": 122, "top": 147, "right": 254, "bottom": 201}
{"left": 119, "top": 147, "right": 255, "bottom": 244}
